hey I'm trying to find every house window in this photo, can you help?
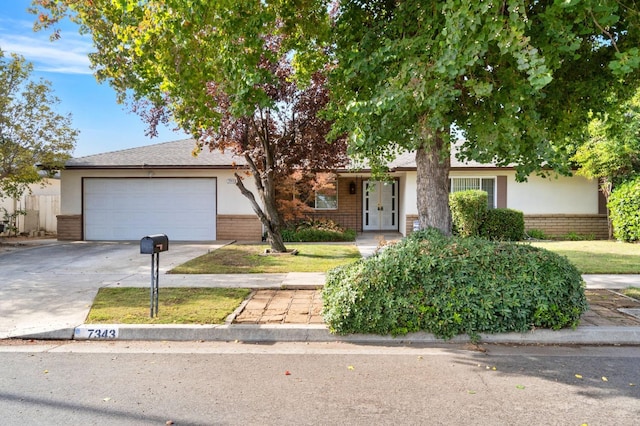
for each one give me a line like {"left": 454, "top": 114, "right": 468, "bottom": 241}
{"left": 311, "top": 174, "right": 338, "bottom": 210}
{"left": 450, "top": 177, "right": 496, "bottom": 209}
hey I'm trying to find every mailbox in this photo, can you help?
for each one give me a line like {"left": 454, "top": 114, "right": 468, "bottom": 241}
{"left": 140, "top": 234, "right": 169, "bottom": 254}
{"left": 0, "top": 223, "right": 4, "bottom": 233}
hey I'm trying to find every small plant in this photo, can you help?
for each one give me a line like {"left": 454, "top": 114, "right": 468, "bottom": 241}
{"left": 1, "top": 207, "right": 27, "bottom": 237}
{"left": 526, "top": 229, "right": 549, "bottom": 240}
{"left": 559, "top": 231, "right": 595, "bottom": 241}
{"left": 323, "top": 229, "right": 587, "bottom": 341}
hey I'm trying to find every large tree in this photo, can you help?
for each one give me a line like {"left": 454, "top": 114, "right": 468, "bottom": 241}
{"left": 33, "top": 1, "right": 344, "bottom": 252}
{"left": 0, "top": 48, "right": 77, "bottom": 199}
{"left": 324, "top": 0, "right": 640, "bottom": 234}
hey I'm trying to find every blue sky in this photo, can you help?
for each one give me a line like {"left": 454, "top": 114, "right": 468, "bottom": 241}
{"left": 1, "top": 1, "right": 187, "bottom": 157}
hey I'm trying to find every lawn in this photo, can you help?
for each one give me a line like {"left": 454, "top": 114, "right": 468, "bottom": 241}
{"left": 529, "top": 240, "right": 640, "bottom": 274}
{"left": 169, "top": 243, "right": 361, "bottom": 274}
{"left": 85, "top": 287, "right": 250, "bottom": 324}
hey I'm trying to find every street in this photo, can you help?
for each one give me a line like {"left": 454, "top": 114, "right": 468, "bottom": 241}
{"left": 0, "top": 341, "right": 638, "bottom": 425}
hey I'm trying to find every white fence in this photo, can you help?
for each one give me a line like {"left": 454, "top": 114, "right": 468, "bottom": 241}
{"left": 1, "top": 194, "right": 60, "bottom": 236}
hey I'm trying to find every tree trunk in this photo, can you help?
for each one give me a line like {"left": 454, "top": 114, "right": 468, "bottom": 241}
{"left": 234, "top": 172, "right": 288, "bottom": 253}
{"left": 415, "top": 134, "right": 452, "bottom": 236}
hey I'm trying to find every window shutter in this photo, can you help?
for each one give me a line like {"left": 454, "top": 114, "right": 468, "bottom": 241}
{"left": 497, "top": 176, "right": 507, "bottom": 208}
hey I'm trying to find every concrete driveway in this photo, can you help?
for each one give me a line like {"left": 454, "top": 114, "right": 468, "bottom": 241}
{"left": 0, "top": 240, "right": 226, "bottom": 339}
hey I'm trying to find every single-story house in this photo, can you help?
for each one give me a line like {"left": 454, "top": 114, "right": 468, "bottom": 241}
{"left": 57, "top": 138, "right": 608, "bottom": 241}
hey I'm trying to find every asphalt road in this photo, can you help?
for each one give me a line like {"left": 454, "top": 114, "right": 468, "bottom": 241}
{"left": 0, "top": 341, "right": 638, "bottom": 425}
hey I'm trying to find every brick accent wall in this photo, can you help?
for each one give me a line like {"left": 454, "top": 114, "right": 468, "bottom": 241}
{"left": 308, "top": 177, "right": 363, "bottom": 231}
{"left": 217, "top": 215, "right": 262, "bottom": 241}
{"left": 406, "top": 215, "right": 419, "bottom": 235}
{"left": 57, "top": 215, "right": 82, "bottom": 241}
{"left": 524, "top": 214, "right": 609, "bottom": 240}
{"left": 406, "top": 214, "right": 608, "bottom": 240}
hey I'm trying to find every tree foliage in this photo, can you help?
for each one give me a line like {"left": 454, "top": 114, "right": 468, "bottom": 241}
{"left": 33, "top": 0, "right": 345, "bottom": 251}
{"left": 572, "top": 90, "right": 640, "bottom": 237}
{"left": 0, "top": 48, "right": 77, "bottom": 199}
{"left": 324, "top": 0, "right": 640, "bottom": 234}
{"left": 573, "top": 91, "right": 640, "bottom": 186}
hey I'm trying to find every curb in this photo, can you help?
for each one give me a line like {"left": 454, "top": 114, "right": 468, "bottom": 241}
{"left": 16, "top": 324, "right": 640, "bottom": 346}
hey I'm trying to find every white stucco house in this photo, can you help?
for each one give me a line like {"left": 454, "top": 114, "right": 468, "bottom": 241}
{"left": 56, "top": 138, "right": 607, "bottom": 241}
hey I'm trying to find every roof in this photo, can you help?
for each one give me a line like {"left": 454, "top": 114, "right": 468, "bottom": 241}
{"left": 386, "top": 150, "right": 501, "bottom": 170}
{"left": 65, "top": 138, "right": 247, "bottom": 169}
{"left": 66, "top": 137, "right": 502, "bottom": 171}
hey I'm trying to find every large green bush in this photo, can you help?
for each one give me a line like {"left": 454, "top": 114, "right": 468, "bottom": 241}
{"left": 323, "top": 229, "right": 587, "bottom": 341}
{"left": 449, "top": 190, "right": 487, "bottom": 237}
{"left": 608, "top": 177, "right": 640, "bottom": 242}
{"left": 481, "top": 208, "right": 525, "bottom": 241}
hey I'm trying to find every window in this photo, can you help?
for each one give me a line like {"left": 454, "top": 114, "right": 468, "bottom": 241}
{"left": 311, "top": 174, "right": 338, "bottom": 210}
{"left": 450, "top": 177, "right": 496, "bottom": 209}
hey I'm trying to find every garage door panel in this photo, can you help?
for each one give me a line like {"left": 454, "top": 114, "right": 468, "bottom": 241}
{"left": 84, "top": 178, "right": 216, "bottom": 241}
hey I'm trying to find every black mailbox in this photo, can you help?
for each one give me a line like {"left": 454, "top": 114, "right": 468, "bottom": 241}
{"left": 140, "top": 234, "right": 169, "bottom": 254}
{"left": 0, "top": 223, "right": 4, "bottom": 233}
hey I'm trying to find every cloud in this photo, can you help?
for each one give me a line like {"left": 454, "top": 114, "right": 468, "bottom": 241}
{"left": 1, "top": 26, "right": 93, "bottom": 75}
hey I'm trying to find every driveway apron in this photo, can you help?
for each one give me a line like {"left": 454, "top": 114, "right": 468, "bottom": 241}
{"left": 0, "top": 241, "right": 225, "bottom": 338}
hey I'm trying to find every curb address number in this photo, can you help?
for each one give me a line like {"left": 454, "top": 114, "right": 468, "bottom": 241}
{"left": 74, "top": 326, "right": 119, "bottom": 339}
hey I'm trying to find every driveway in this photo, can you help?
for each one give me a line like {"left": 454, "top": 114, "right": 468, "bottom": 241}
{"left": 0, "top": 240, "right": 226, "bottom": 339}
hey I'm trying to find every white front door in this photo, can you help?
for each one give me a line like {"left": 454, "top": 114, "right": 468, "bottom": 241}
{"left": 363, "top": 180, "right": 398, "bottom": 231}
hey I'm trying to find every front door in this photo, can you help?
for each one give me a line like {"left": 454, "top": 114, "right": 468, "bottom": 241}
{"left": 363, "top": 180, "right": 398, "bottom": 231}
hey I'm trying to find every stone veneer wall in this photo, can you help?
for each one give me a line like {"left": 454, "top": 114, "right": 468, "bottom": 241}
{"left": 216, "top": 215, "right": 263, "bottom": 241}
{"left": 56, "top": 215, "right": 82, "bottom": 240}
{"left": 406, "top": 214, "right": 609, "bottom": 240}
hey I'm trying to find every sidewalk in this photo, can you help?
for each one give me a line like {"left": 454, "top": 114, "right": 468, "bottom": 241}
{"left": 33, "top": 278, "right": 640, "bottom": 346}
{"left": 6, "top": 233, "right": 640, "bottom": 345}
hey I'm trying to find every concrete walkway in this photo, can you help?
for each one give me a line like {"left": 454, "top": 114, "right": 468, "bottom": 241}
{"left": 1, "top": 234, "right": 640, "bottom": 344}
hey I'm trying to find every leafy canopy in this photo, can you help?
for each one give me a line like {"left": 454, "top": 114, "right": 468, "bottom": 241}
{"left": 32, "top": 0, "right": 329, "bottom": 139}
{"left": 325, "top": 0, "right": 640, "bottom": 180}
{"left": 0, "top": 48, "right": 77, "bottom": 199}
{"left": 573, "top": 91, "right": 640, "bottom": 186}
{"left": 32, "top": 0, "right": 343, "bottom": 252}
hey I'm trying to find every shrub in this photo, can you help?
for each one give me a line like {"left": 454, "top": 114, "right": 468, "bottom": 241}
{"left": 525, "top": 229, "right": 548, "bottom": 240}
{"left": 282, "top": 218, "right": 356, "bottom": 242}
{"left": 323, "top": 229, "right": 587, "bottom": 341}
{"left": 608, "top": 177, "right": 640, "bottom": 242}
{"left": 559, "top": 231, "right": 595, "bottom": 241}
{"left": 480, "top": 208, "right": 524, "bottom": 241}
{"left": 449, "top": 190, "right": 487, "bottom": 237}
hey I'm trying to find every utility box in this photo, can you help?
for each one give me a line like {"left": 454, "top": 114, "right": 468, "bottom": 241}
{"left": 140, "top": 234, "right": 169, "bottom": 254}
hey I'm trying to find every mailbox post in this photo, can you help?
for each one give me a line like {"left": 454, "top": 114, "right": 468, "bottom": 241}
{"left": 140, "top": 234, "right": 169, "bottom": 317}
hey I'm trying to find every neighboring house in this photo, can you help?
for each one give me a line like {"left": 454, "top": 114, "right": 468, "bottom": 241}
{"left": 1, "top": 177, "right": 60, "bottom": 236}
{"left": 57, "top": 138, "right": 608, "bottom": 242}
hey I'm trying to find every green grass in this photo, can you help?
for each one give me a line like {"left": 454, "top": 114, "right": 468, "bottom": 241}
{"left": 86, "top": 287, "right": 250, "bottom": 324}
{"left": 169, "top": 243, "right": 361, "bottom": 274}
{"left": 529, "top": 241, "right": 640, "bottom": 274}
{"left": 622, "top": 287, "right": 640, "bottom": 300}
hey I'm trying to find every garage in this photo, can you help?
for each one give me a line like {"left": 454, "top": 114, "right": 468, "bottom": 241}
{"left": 83, "top": 178, "right": 217, "bottom": 241}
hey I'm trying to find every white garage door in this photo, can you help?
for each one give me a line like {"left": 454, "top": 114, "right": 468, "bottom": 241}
{"left": 84, "top": 178, "right": 216, "bottom": 241}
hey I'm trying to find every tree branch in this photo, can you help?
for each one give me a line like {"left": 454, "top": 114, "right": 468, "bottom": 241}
{"left": 590, "top": 10, "right": 619, "bottom": 53}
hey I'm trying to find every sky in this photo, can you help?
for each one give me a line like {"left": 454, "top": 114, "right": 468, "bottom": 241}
{"left": 0, "top": 1, "right": 188, "bottom": 158}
